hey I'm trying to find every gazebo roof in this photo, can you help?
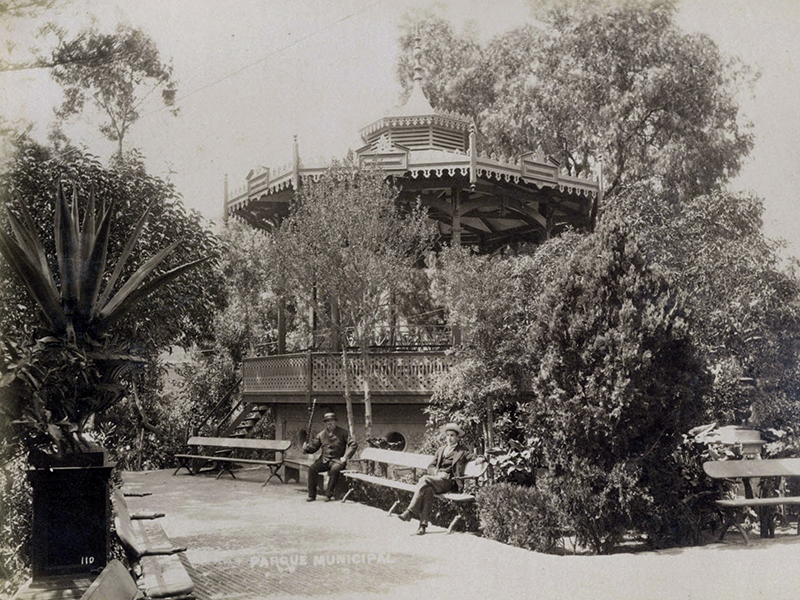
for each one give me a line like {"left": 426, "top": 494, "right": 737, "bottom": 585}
{"left": 225, "top": 40, "right": 600, "bottom": 250}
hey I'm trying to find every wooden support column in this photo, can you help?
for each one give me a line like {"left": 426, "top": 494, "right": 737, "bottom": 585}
{"left": 450, "top": 187, "right": 463, "bottom": 346}
{"left": 277, "top": 296, "right": 286, "bottom": 355}
{"left": 545, "top": 207, "right": 555, "bottom": 241}
{"left": 310, "top": 285, "right": 318, "bottom": 349}
{"left": 451, "top": 186, "right": 462, "bottom": 247}
{"left": 388, "top": 290, "right": 397, "bottom": 347}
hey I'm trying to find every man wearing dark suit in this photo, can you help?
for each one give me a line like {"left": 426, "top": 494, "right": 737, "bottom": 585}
{"left": 398, "top": 423, "right": 484, "bottom": 534}
{"left": 302, "top": 411, "right": 357, "bottom": 502}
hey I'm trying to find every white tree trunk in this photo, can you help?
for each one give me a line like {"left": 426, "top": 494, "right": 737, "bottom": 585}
{"left": 341, "top": 347, "right": 355, "bottom": 438}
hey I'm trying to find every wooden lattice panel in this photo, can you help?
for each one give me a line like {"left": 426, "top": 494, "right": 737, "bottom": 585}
{"left": 311, "top": 352, "right": 451, "bottom": 394}
{"left": 243, "top": 352, "right": 451, "bottom": 395}
{"left": 243, "top": 354, "right": 308, "bottom": 393}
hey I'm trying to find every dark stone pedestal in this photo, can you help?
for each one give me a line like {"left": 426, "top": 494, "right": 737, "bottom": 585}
{"left": 27, "top": 463, "right": 114, "bottom": 579}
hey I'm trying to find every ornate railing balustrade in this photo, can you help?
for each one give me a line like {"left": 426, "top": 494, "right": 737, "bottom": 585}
{"left": 242, "top": 351, "right": 453, "bottom": 396}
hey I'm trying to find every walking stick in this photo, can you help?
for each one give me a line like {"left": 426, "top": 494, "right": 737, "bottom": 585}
{"left": 305, "top": 397, "right": 317, "bottom": 445}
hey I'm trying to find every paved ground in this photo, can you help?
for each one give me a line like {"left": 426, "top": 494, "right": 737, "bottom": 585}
{"left": 123, "top": 468, "right": 800, "bottom": 600}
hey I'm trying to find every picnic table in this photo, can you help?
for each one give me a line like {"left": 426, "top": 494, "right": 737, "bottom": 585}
{"left": 703, "top": 457, "right": 800, "bottom": 544}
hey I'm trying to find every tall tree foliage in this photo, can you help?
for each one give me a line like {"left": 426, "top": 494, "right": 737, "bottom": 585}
{"left": 215, "top": 222, "right": 288, "bottom": 363}
{"left": 398, "top": 0, "right": 754, "bottom": 198}
{"left": 427, "top": 238, "right": 581, "bottom": 448}
{"left": 277, "top": 163, "right": 434, "bottom": 437}
{"left": 608, "top": 186, "right": 800, "bottom": 426}
{"left": 50, "top": 24, "right": 177, "bottom": 159}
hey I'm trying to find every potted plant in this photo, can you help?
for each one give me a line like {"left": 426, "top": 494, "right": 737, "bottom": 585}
{"left": 0, "top": 182, "right": 207, "bottom": 578}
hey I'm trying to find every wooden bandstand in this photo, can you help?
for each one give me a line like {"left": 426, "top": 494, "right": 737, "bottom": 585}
{"left": 224, "top": 45, "right": 599, "bottom": 456}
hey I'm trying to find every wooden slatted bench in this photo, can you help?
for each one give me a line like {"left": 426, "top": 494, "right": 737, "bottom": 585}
{"left": 703, "top": 457, "right": 800, "bottom": 544}
{"left": 80, "top": 560, "right": 142, "bottom": 600}
{"left": 341, "top": 448, "right": 488, "bottom": 533}
{"left": 114, "top": 490, "right": 164, "bottom": 521}
{"left": 112, "top": 493, "right": 194, "bottom": 599}
{"left": 173, "top": 437, "right": 291, "bottom": 486}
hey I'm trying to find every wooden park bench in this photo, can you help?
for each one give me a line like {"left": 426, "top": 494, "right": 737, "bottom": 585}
{"left": 703, "top": 457, "right": 800, "bottom": 544}
{"left": 173, "top": 436, "right": 291, "bottom": 486}
{"left": 112, "top": 492, "right": 195, "bottom": 599}
{"left": 283, "top": 455, "right": 337, "bottom": 492}
{"left": 341, "top": 448, "right": 488, "bottom": 533}
{"left": 80, "top": 560, "right": 142, "bottom": 600}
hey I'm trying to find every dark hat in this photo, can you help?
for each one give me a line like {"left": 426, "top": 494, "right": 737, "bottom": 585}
{"left": 323, "top": 412, "right": 337, "bottom": 422}
{"left": 441, "top": 422, "right": 464, "bottom": 437}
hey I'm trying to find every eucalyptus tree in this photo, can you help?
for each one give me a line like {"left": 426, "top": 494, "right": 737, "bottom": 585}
{"left": 50, "top": 24, "right": 178, "bottom": 160}
{"left": 398, "top": 0, "right": 754, "bottom": 199}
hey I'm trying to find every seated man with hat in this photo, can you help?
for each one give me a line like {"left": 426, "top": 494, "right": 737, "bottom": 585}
{"left": 398, "top": 422, "right": 484, "bottom": 535}
{"left": 302, "top": 411, "right": 357, "bottom": 502}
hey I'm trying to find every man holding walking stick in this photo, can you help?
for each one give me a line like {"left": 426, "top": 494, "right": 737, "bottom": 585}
{"left": 302, "top": 411, "right": 357, "bottom": 502}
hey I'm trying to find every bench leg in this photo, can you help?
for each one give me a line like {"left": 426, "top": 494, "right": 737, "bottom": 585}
{"left": 342, "top": 487, "right": 355, "bottom": 504}
{"left": 172, "top": 459, "right": 194, "bottom": 476}
{"left": 734, "top": 522, "right": 750, "bottom": 545}
{"left": 719, "top": 511, "right": 750, "bottom": 545}
{"left": 215, "top": 463, "right": 236, "bottom": 480}
{"left": 284, "top": 465, "right": 300, "bottom": 484}
{"left": 262, "top": 466, "right": 283, "bottom": 487}
{"left": 388, "top": 500, "right": 400, "bottom": 517}
{"left": 759, "top": 507, "right": 775, "bottom": 539}
{"left": 447, "top": 514, "right": 462, "bottom": 535}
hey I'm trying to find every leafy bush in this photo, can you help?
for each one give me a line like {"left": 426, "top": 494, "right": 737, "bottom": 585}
{"left": 486, "top": 438, "right": 543, "bottom": 486}
{"left": 0, "top": 451, "right": 32, "bottom": 595}
{"left": 633, "top": 424, "right": 731, "bottom": 548}
{"left": 476, "top": 482, "right": 562, "bottom": 553}
{"left": 526, "top": 221, "right": 711, "bottom": 553}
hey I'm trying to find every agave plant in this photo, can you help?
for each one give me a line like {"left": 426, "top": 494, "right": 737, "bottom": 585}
{"left": 0, "top": 182, "right": 207, "bottom": 457}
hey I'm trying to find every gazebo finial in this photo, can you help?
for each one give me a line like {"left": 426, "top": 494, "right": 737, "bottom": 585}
{"left": 412, "top": 29, "right": 424, "bottom": 83}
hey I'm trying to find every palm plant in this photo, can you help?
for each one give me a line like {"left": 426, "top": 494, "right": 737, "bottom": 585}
{"left": 0, "top": 182, "right": 207, "bottom": 458}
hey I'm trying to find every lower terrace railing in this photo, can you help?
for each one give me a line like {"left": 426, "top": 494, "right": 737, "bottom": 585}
{"left": 242, "top": 351, "right": 453, "bottom": 396}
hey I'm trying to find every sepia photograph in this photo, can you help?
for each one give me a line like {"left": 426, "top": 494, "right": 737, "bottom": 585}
{"left": 1, "top": 1, "right": 800, "bottom": 598}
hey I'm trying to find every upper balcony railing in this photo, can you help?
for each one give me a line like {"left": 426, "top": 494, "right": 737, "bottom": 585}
{"left": 242, "top": 351, "right": 453, "bottom": 396}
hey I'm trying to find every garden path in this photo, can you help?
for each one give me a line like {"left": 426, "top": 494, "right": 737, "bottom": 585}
{"left": 122, "top": 468, "right": 800, "bottom": 600}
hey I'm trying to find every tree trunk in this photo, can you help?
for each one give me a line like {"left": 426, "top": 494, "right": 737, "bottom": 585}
{"left": 361, "top": 344, "right": 373, "bottom": 440}
{"left": 331, "top": 298, "right": 341, "bottom": 352}
{"left": 486, "top": 396, "right": 495, "bottom": 450}
{"left": 341, "top": 347, "right": 355, "bottom": 438}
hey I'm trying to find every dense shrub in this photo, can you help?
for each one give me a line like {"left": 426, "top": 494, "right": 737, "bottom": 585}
{"left": 476, "top": 482, "right": 562, "bottom": 553}
{"left": 0, "top": 451, "right": 32, "bottom": 595}
{"left": 633, "top": 425, "right": 731, "bottom": 547}
{"left": 526, "top": 221, "right": 711, "bottom": 553}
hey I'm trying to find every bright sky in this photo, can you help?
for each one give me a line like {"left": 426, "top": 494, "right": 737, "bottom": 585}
{"left": 2, "top": 0, "right": 799, "bottom": 261}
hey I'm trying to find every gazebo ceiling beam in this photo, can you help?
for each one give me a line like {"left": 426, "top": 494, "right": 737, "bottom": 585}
{"left": 479, "top": 217, "right": 498, "bottom": 234}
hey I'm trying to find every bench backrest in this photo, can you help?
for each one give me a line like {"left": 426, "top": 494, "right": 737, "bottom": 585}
{"left": 359, "top": 448, "right": 431, "bottom": 470}
{"left": 112, "top": 489, "right": 133, "bottom": 526}
{"left": 463, "top": 460, "right": 489, "bottom": 479}
{"left": 703, "top": 457, "right": 800, "bottom": 479}
{"left": 359, "top": 447, "right": 488, "bottom": 479}
{"left": 112, "top": 490, "right": 141, "bottom": 559}
{"left": 187, "top": 436, "right": 291, "bottom": 451}
{"left": 80, "top": 559, "right": 142, "bottom": 600}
